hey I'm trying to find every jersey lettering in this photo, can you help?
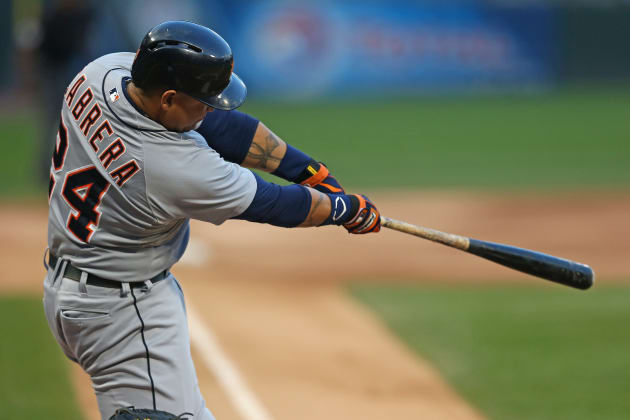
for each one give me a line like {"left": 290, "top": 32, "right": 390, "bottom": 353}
{"left": 89, "top": 120, "right": 113, "bottom": 152}
{"left": 66, "top": 75, "right": 86, "bottom": 107}
{"left": 72, "top": 88, "right": 93, "bottom": 120}
{"left": 61, "top": 166, "right": 111, "bottom": 243}
{"left": 80, "top": 103, "right": 102, "bottom": 136}
{"left": 52, "top": 116, "right": 69, "bottom": 171}
{"left": 110, "top": 160, "right": 140, "bottom": 186}
{"left": 52, "top": 71, "right": 143, "bottom": 244}
{"left": 99, "top": 138, "right": 125, "bottom": 169}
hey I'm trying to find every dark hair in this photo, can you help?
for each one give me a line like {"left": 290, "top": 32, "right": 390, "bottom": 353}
{"left": 131, "top": 61, "right": 171, "bottom": 96}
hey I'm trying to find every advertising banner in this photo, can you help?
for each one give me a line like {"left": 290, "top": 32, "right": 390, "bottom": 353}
{"left": 214, "top": 1, "right": 557, "bottom": 98}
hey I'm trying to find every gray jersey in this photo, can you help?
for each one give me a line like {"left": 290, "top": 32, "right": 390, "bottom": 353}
{"left": 47, "top": 52, "right": 256, "bottom": 282}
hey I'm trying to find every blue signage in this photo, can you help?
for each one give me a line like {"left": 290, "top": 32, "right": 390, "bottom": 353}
{"left": 216, "top": 1, "right": 557, "bottom": 98}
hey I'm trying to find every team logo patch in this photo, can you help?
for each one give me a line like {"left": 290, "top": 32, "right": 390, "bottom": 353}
{"left": 109, "top": 87, "right": 120, "bottom": 103}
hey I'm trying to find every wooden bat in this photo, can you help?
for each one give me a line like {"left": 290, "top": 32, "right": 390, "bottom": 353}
{"left": 380, "top": 216, "right": 594, "bottom": 290}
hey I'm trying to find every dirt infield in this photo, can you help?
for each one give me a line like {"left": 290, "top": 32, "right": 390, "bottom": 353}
{"left": 2, "top": 190, "right": 628, "bottom": 419}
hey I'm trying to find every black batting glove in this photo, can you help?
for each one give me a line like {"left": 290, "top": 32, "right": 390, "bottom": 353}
{"left": 343, "top": 194, "right": 381, "bottom": 234}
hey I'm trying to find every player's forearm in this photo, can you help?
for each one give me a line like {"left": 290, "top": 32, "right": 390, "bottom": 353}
{"left": 240, "top": 123, "right": 344, "bottom": 195}
{"left": 234, "top": 174, "right": 330, "bottom": 227}
{"left": 241, "top": 122, "right": 287, "bottom": 172}
{"left": 234, "top": 174, "right": 369, "bottom": 230}
{"left": 299, "top": 189, "right": 380, "bottom": 233}
{"left": 298, "top": 188, "right": 332, "bottom": 227}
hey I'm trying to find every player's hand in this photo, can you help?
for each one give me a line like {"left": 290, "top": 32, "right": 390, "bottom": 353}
{"left": 299, "top": 162, "right": 345, "bottom": 194}
{"left": 343, "top": 194, "right": 381, "bottom": 234}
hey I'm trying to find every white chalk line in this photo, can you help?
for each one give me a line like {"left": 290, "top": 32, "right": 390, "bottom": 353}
{"left": 187, "top": 303, "right": 274, "bottom": 420}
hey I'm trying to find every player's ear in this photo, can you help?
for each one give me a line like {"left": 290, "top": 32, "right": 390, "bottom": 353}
{"left": 160, "top": 90, "right": 177, "bottom": 110}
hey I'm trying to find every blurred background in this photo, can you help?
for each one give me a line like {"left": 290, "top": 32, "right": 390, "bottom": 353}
{"left": 1, "top": 0, "right": 629, "bottom": 419}
{"left": 3, "top": 0, "right": 630, "bottom": 193}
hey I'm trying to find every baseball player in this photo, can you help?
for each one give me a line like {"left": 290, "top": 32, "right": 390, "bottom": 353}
{"left": 43, "top": 21, "right": 380, "bottom": 420}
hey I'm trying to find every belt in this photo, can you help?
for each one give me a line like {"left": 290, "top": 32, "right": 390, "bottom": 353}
{"left": 48, "top": 254, "right": 168, "bottom": 289}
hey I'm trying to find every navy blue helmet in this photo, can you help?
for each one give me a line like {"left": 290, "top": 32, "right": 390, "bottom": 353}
{"left": 131, "top": 21, "right": 246, "bottom": 110}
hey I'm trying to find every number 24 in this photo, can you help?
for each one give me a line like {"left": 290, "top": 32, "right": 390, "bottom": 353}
{"left": 49, "top": 118, "right": 110, "bottom": 243}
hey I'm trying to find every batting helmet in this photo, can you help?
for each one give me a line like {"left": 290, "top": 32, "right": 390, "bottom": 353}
{"left": 131, "top": 21, "right": 246, "bottom": 111}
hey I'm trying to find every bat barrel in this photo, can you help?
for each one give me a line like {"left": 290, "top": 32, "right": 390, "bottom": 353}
{"left": 381, "top": 216, "right": 594, "bottom": 290}
{"left": 467, "top": 239, "right": 594, "bottom": 290}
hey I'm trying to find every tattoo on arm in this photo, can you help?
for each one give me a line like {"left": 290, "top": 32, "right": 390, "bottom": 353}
{"left": 246, "top": 131, "right": 283, "bottom": 170}
{"left": 304, "top": 192, "right": 325, "bottom": 226}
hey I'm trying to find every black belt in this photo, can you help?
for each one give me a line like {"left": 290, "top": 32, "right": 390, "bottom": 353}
{"left": 49, "top": 254, "right": 168, "bottom": 289}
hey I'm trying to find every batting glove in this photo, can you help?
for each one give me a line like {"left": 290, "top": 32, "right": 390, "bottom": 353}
{"left": 297, "top": 161, "right": 345, "bottom": 194}
{"left": 343, "top": 194, "right": 381, "bottom": 234}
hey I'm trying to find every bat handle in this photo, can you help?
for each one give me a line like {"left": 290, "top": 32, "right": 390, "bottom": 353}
{"left": 381, "top": 216, "right": 470, "bottom": 250}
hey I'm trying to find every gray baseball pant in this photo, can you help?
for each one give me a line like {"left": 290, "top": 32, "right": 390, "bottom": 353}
{"left": 42, "top": 258, "right": 216, "bottom": 420}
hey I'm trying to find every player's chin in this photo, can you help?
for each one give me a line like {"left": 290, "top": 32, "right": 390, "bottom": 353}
{"left": 173, "top": 120, "right": 203, "bottom": 133}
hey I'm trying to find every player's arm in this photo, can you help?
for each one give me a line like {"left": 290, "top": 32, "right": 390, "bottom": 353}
{"left": 196, "top": 111, "right": 345, "bottom": 195}
{"left": 233, "top": 173, "right": 380, "bottom": 233}
{"left": 147, "top": 138, "right": 377, "bottom": 234}
{"left": 244, "top": 123, "right": 345, "bottom": 194}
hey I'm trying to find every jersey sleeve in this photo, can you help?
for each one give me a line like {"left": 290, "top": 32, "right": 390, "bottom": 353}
{"left": 145, "top": 135, "right": 257, "bottom": 225}
{"left": 195, "top": 110, "right": 259, "bottom": 164}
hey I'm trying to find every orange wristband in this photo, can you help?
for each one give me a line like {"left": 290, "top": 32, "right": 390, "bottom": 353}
{"left": 300, "top": 163, "right": 329, "bottom": 187}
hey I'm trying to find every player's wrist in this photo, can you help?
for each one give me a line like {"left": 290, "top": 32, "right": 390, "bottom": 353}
{"left": 271, "top": 148, "right": 345, "bottom": 194}
{"left": 296, "top": 161, "right": 345, "bottom": 194}
{"left": 320, "top": 194, "right": 359, "bottom": 226}
{"left": 295, "top": 160, "right": 326, "bottom": 184}
{"left": 270, "top": 144, "right": 313, "bottom": 181}
{"left": 320, "top": 193, "right": 381, "bottom": 234}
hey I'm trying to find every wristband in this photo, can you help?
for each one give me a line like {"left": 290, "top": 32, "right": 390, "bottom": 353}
{"left": 296, "top": 161, "right": 328, "bottom": 186}
{"left": 271, "top": 144, "right": 313, "bottom": 182}
{"left": 320, "top": 194, "right": 359, "bottom": 226}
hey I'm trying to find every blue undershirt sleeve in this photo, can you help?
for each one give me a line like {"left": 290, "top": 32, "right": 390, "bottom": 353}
{"left": 270, "top": 144, "right": 314, "bottom": 182}
{"left": 234, "top": 172, "right": 312, "bottom": 228}
{"left": 195, "top": 110, "right": 259, "bottom": 164}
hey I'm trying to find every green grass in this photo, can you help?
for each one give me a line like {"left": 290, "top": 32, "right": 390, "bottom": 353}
{"left": 351, "top": 283, "right": 630, "bottom": 420}
{"left": 0, "top": 296, "right": 83, "bottom": 419}
{"left": 3, "top": 87, "right": 629, "bottom": 197}
{"left": 241, "top": 88, "right": 630, "bottom": 189}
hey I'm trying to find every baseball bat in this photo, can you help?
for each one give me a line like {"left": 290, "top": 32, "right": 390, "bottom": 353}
{"left": 380, "top": 216, "right": 594, "bottom": 290}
